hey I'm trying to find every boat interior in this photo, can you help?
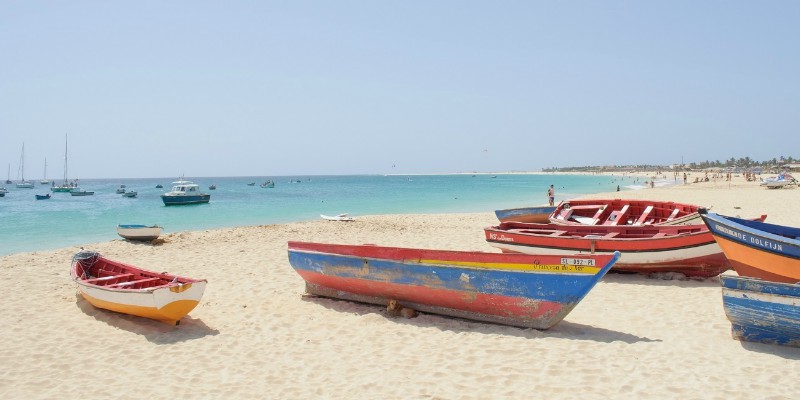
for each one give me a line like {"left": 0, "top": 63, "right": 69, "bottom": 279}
{"left": 75, "top": 256, "right": 183, "bottom": 290}
{"left": 552, "top": 201, "right": 697, "bottom": 225}
{"left": 493, "top": 221, "right": 707, "bottom": 239}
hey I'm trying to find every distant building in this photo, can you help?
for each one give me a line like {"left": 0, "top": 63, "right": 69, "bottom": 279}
{"left": 784, "top": 163, "right": 800, "bottom": 172}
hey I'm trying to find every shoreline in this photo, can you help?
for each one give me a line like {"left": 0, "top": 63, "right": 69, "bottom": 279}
{"left": 2, "top": 173, "right": 798, "bottom": 399}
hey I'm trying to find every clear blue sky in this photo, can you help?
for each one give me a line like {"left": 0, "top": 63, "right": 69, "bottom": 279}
{"left": 2, "top": 2, "right": 798, "bottom": 179}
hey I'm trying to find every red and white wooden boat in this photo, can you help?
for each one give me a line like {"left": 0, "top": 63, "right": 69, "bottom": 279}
{"left": 550, "top": 199, "right": 703, "bottom": 226}
{"left": 484, "top": 217, "right": 766, "bottom": 277}
{"left": 71, "top": 250, "right": 207, "bottom": 325}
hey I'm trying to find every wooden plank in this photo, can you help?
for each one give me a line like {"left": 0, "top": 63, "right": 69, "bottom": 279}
{"left": 634, "top": 205, "right": 654, "bottom": 225}
{"left": 84, "top": 273, "right": 134, "bottom": 284}
{"left": 108, "top": 277, "right": 162, "bottom": 288}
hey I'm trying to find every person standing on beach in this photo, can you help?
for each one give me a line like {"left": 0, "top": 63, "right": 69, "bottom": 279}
{"left": 547, "top": 184, "right": 555, "bottom": 206}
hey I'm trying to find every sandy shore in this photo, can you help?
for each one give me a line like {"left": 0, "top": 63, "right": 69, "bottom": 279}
{"left": 1, "top": 176, "right": 798, "bottom": 399}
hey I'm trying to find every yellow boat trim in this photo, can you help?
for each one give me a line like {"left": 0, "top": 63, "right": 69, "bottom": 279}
{"left": 417, "top": 259, "right": 601, "bottom": 274}
{"left": 80, "top": 292, "right": 200, "bottom": 325}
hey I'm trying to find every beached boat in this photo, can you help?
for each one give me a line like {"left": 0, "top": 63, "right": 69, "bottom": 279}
{"left": 720, "top": 274, "right": 800, "bottom": 347}
{"left": 483, "top": 219, "right": 763, "bottom": 277}
{"left": 549, "top": 199, "right": 703, "bottom": 226}
{"left": 494, "top": 206, "right": 556, "bottom": 223}
{"left": 287, "top": 241, "right": 620, "bottom": 329}
{"left": 700, "top": 210, "right": 799, "bottom": 283}
{"left": 35, "top": 193, "right": 51, "bottom": 200}
{"left": 161, "top": 179, "right": 210, "bottom": 205}
{"left": 759, "top": 173, "right": 796, "bottom": 189}
{"left": 320, "top": 213, "right": 354, "bottom": 221}
{"left": 116, "top": 224, "right": 162, "bottom": 241}
{"left": 71, "top": 250, "right": 206, "bottom": 325}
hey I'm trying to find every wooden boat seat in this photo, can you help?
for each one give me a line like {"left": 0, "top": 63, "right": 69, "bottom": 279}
{"left": 84, "top": 273, "right": 135, "bottom": 284}
{"left": 602, "top": 232, "right": 620, "bottom": 238}
{"left": 665, "top": 208, "right": 681, "bottom": 221}
{"left": 109, "top": 277, "right": 162, "bottom": 288}
{"left": 549, "top": 230, "right": 568, "bottom": 236}
{"left": 602, "top": 205, "right": 630, "bottom": 226}
{"left": 652, "top": 233, "right": 667, "bottom": 238}
{"left": 634, "top": 205, "right": 654, "bottom": 225}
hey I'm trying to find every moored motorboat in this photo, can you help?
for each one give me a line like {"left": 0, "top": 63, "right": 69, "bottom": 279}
{"left": 161, "top": 179, "right": 210, "bottom": 205}
{"left": 116, "top": 224, "right": 163, "bottom": 241}
{"left": 71, "top": 250, "right": 206, "bottom": 325}
{"left": 549, "top": 199, "right": 703, "bottom": 226}
{"left": 720, "top": 274, "right": 800, "bottom": 347}
{"left": 484, "top": 218, "right": 763, "bottom": 277}
{"left": 287, "top": 241, "right": 620, "bottom": 329}
{"left": 700, "top": 210, "right": 799, "bottom": 283}
{"left": 35, "top": 193, "right": 51, "bottom": 200}
{"left": 70, "top": 189, "right": 94, "bottom": 196}
{"left": 122, "top": 191, "right": 137, "bottom": 198}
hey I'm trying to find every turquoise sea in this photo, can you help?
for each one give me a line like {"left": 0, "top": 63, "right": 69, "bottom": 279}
{"left": 0, "top": 173, "right": 655, "bottom": 256}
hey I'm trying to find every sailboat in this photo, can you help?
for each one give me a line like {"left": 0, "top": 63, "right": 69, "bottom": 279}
{"left": 40, "top": 158, "right": 50, "bottom": 185}
{"left": 5, "top": 164, "right": 11, "bottom": 184}
{"left": 51, "top": 134, "right": 76, "bottom": 193}
{"left": 16, "top": 143, "right": 34, "bottom": 188}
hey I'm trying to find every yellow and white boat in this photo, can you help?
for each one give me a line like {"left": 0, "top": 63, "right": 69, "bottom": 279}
{"left": 71, "top": 250, "right": 207, "bottom": 325}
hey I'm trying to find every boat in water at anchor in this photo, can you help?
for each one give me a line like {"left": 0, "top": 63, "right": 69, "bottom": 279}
{"left": 161, "top": 178, "right": 210, "bottom": 206}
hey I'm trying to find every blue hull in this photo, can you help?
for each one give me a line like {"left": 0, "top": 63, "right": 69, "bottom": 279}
{"left": 161, "top": 194, "right": 210, "bottom": 206}
{"left": 720, "top": 275, "right": 800, "bottom": 347}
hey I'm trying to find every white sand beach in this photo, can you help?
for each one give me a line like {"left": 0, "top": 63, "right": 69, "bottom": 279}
{"left": 1, "top": 176, "right": 799, "bottom": 399}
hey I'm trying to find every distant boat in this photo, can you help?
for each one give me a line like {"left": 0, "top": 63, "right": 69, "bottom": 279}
{"left": 161, "top": 178, "right": 210, "bottom": 206}
{"left": 71, "top": 250, "right": 207, "bottom": 325}
{"left": 116, "top": 224, "right": 162, "bottom": 241}
{"left": 720, "top": 274, "right": 800, "bottom": 348}
{"left": 16, "top": 143, "right": 34, "bottom": 188}
{"left": 287, "top": 241, "right": 620, "bottom": 329}
{"left": 260, "top": 180, "right": 274, "bottom": 188}
{"left": 70, "top": 189, "right": 94, "bottom": 196}
{"left": 0, "top": 187, "right": 7, "bottom": 197}
{"left": 51, "top": 134, "right": 76, "bottom": 193}
{"left": 122, "top": 191, "right": 137, "bottom": 198}
{"left": 155, "top": 184, "right": 163, "bottom": 188}
{"left": 116, "top": 185, "right": 126, "bottom": 194}
{"left": 759, "top": 173, "right": 797, "bottom": 189}
{"left": 320, "top": 213, "right": 354, "bottom": 221}
{"left": 247, "top": 182, "right": 256, "bottom": 186}
{"left": 35, "top": 193, "right": 51, "bottom": 200}
{"left": 39, "top": 158, "right": 50, "bottom": 185}
{"left": 5, "top": 164, "right": 11, "bottom": 184}
{"left": 208, "top": 184, "right": 216, "bottom": 190}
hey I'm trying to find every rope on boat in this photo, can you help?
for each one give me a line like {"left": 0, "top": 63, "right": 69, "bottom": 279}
{"left": 72, "top": 249, "right": 100, "bottom": 279}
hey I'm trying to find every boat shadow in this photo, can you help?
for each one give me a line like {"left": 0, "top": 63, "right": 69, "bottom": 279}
{"left": 301, "top": 295, "right": 658, "bottom": 344}
{"left": 736, "top": 340, "right": 800, "bottom": 360}
{"left": 602, "top": 271, "right": 722, "bottom": 288}
{"left": 75, "top": 294, "right": 219, "bottom": 344}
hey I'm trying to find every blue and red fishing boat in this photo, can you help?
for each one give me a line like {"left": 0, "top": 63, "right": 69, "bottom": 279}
{"left": 720, "top": 274, "right": 800, "bottom": 347}
{"left": 287, "top": 241, "right": 620, "bottom": 329}
{"left": 699, "top": 210, "right": 800, "bottom": 283}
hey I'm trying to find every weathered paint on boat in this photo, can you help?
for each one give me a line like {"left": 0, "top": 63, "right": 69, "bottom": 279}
{"left": 550, "top": 199, "right": 702, "bottom": 226}
{"left": 287, "top": 241, "right": 620, "bottom": 329}
{"left": 700, "top": 210, "right": 800, "bottom": 283}
{"left": 720, "top": 274, "right": 800, "bottom": 347}
{"left": 71, "top": 251, "right": 206, "bottom": 325}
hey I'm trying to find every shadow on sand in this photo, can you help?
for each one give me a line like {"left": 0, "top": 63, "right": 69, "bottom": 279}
{"left": 301, "top": 294, "right": 658, "bottom": 344}
{"left": 75, "top": 294, "right": 219, "bottom": 344}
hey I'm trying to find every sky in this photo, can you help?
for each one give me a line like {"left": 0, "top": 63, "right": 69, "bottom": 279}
{"left": 1, "top": 2, "right": 798, "bottom": 179}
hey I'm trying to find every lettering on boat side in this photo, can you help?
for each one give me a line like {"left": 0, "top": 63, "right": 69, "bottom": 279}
{"left": 749, "top": 236, "right": 783, "bottom": 252}
{"left": 561, "top": 258, "right": 595, "bottom": 267}
{"left": 488, "top": 232, "right": 514, "bottom": 242}
{"left": 715, "top": 224, "right": 746, "bottom": 241}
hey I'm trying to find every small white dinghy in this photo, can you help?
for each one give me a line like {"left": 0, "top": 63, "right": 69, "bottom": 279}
{"left": 116, "top": 224, "right": 163, "bottom": 241}
{"left": 320, "top": 213, "right": 355, "bottom": 222}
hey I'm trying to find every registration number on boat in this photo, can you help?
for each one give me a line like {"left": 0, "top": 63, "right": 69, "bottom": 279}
{"left": 561, "top": 258, "right": 595, "bottom": 267}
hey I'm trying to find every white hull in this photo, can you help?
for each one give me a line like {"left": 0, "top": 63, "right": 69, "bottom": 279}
{"left": 488, "top": 241, "right": 723, "bottom": 265}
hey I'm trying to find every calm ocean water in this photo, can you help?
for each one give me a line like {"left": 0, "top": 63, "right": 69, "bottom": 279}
{"left": 0, "top": 173, "right": 658, "bottom": 255}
